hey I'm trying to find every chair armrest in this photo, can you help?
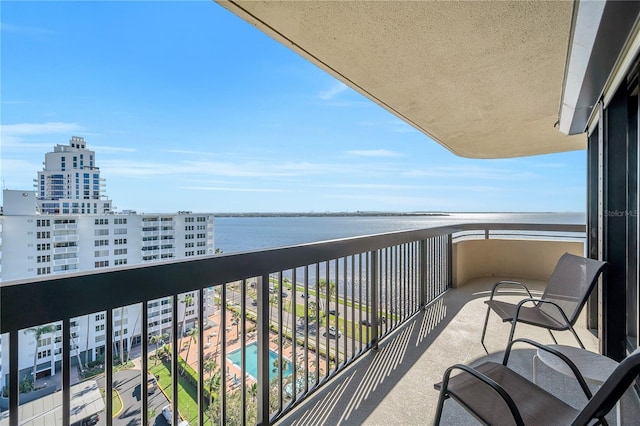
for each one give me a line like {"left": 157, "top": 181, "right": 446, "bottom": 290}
{"left": 488, "top": 280, "right": 533, "bottom": 301}
{"left": 436, "top": 364, "right": 524, "bottom": 425}
{"left": 514, "top": 298, "right": 573, "bottom": 327}
{"left": 504, "top": 338, "right": 593, "bottom": 400}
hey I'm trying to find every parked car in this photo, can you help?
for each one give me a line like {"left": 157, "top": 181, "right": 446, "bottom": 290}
{"left": 147, "top": 375, "right": 157, "bottom": 394}
{"left": 328, "top": 309, "right": 337, "bottom": 316}
{"left": 300, "top": 293, "right": 310, "bottom": 299}
{"left": 328, "top": 326, "right": 342, "bottom": 338}
{"left": 360, "top": 319, "right": 371, "bottom": 326}
{"left": 162, "top": 405, "right": 188, "bottom": 426}
{"left": 162, "top": 405, "right": 172, "bottom": 424}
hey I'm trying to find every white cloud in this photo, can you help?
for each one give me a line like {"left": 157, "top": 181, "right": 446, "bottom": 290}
{"left": 178, "top": 186, "right": 286, "bottom": 193}
{"left": 99, "top": 158, "right": 353, "bottom": 179}
{"left": 1, "top": 122, "right": 83, "bottom": 135}
{"left": 91, "top": 145, "right": 137, "bottom": 153}
{"left": 402, "top": 165, "right": 536, "bottom": 180}
{"left": 317, "top": 183, "right": 496, "bottom": 192}
{"left": 346, "top": 149, "right": 402, "bottom": 158}
{"left": 357, "top": 119, "right": 417, "bottom": 134}
{"left": 0, "top": 23, "right": 55, "bottom": 37}
{"left": 534, "top": 162, "right": 566, "bottom": 168}
{"left": 318, "top": 82, "right": 348, "bottom": 100}
{"left": 1, "top": 122, "right": 85, "bottom": 152}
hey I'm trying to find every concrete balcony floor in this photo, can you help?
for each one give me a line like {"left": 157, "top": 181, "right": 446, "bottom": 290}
{"left": 278, "top": 277, "right": 640, "bottom": 425}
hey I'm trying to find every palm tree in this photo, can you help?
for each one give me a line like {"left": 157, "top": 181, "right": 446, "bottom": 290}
{"left": 180, "top": 294, "right": 194, "bottom": 338}
{"left": 203, "top": 356, "right": 219, "bottom": 405}
{"left": 307, "top": 301, "right": 318, "bottom": 324}
{"left": 268, "top": 295, "right": 278, "bottom": 326}
{"left": 318, "top": 279, "right": 328, "bottom": 321}
{"left": 25, "top": 324, "right": 57, "bottom": 385}
{"left": 181, "top": 326, "right": 198, "bottom": 374}
{"left": 150, "top": 333, "right": 166, "bottom": 366}
{"left": 248, "top": 382, "right": 258, "bottom": 400}
{"left": 231, "top": 310, "right": 241, "bottom": 337}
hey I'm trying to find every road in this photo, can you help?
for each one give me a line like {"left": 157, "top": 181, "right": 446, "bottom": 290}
{"left": 96, "top": 369, "right": 170, "bottom": 426}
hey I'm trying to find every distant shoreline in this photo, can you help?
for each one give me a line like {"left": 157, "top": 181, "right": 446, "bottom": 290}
{"left": 210, "top": 211, "right": 577, "bottom": 218}
{"left": 213, "top": 212, "right": 450, "bottom": 218}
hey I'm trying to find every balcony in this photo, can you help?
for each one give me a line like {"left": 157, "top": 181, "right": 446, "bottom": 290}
{"left": 4, "top": 222, "right": 636, "bottom": 426}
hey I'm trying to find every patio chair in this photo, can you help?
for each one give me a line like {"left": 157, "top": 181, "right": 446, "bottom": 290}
{"left": 434, "top": 338, "right": 640, "bottom": 425}
{"left": 480, "top": 253, "right": 607, "bottom": 352}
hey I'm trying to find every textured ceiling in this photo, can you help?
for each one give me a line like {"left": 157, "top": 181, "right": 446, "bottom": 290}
{"left": 217, "top": 1, "right": 586, "bottom": 159}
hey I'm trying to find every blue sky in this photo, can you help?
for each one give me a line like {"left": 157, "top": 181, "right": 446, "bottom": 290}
{"left": 1, "top": 1, "right": 586, "bottom": 213}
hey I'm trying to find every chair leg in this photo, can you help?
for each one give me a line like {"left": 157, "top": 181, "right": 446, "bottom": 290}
{"left": 568, "top": 325, "right": 585, "bottom": 349}
{"left": 480, "top": 304, "right": 492, "bottom": 353}
{"left": 547, "top": 329, "right": 558, "bottom": 344}
{"left": 506, "top": 319, "right": 518, "bottom": 348}
{"left": 434, "top": 389, "right": 449, "bottom": 425}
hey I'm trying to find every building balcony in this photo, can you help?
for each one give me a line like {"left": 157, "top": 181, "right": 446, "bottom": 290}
{"left": 53, "top": 258, "right": 79, "bottom": 267}
{"left": 53, "top": 247, "right": 78, "bottom": 255}
{"left": 52, "top": 234, "right": 79, "bottom": 243}
{"left": 53, "top": 224, "right": 78, "bottom": 231}
{"left": 3, "top": 223, "right": 636, "bottom": 426}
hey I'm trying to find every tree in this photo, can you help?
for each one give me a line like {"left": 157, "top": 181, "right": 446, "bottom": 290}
{"left": 247, "top": 382, "right": 258, "bottom": 400}
{"left": 318, "top": 279, "right": 328, "bottom": 321}
{"left": 25, "top": 324, "right": 57, "bottom": 385}
{"left": 231, "top": 310, "right": 241, "bottom": 337}
{"left": 150, "top": 333, "right": 167, "bottom": 366}
{"left": 268, "top": 295, "right": 279, "bottom": 325}
{"left": 181, "top": 326, "right": 198, "bottom": 374}
{"left": 307, "top": 301, "right": 318, "bottom": 324}
{"left": 180, "top": 294, "right": 194, "bottom": 338}
{"left": 203, "top": 356, "right": 219, "bottom": 406}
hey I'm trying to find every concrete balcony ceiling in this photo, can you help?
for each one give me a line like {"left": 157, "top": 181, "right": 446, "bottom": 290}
{"left": 217, "top": 1, "right": 585, "bottom": 159}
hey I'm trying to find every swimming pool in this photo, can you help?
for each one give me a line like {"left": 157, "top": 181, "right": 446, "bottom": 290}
{"left": 227, "top": 342, "right": 293, "bottom": 381}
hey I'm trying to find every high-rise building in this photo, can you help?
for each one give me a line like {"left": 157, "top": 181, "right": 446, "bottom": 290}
{"left": 0, "top": 137, "right": 216, "bottom": 385}
{"left": 35, "top": 135, "right": 113, "bottom": 215}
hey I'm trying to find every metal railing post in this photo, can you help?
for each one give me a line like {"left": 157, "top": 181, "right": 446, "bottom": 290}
{"left": 370, "top": 250, "right": 379, "bottom": 350}
{"left": 197, "top": 289, "right": 204, "bottom": 426}
{"left": 420, "top": 239, "right": 427, "bottom": 308}
{"left": 447, "top": 234, "right": 454, "bottom": 289}
{"left": 172, "top": 296, "right": 179, "bottom": 426}
{"left": 62, "top": 318, "right": 70, "bottom": 426}
{"left": 106, "top": 309, "right": 113, "bottom": 426}
{"left": 141, "top": 302, "right": 148, "bottom": 426}
{"left": 257, "top": 274, "right": 271, "bottom": 425}
{"left": 9, "top": 331, "right": 18, "bottom": 426}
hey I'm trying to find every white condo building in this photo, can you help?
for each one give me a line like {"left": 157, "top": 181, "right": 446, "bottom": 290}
{"left": 0, "top": 137, "right": 216, "bottom": 388}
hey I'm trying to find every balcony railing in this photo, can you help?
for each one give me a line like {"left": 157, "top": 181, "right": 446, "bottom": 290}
{"left": 0, "top": 223, "right": 583, "bottom": 426}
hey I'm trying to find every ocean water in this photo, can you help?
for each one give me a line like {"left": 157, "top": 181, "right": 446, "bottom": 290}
{"left": 213, "top": 212, "right": 585, "bottom": 253}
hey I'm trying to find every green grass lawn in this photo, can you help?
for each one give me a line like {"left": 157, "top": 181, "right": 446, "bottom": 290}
{"left": 149, "top": 360, "right": 208, "bottom": 425}
{"left": 112, "top": 389, "right": 122, "bottom": 416}
{"left": 99, "top": 388, "right": 122, "bottom": 417}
